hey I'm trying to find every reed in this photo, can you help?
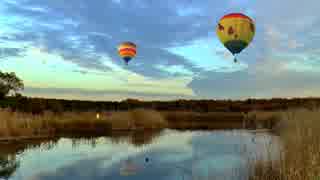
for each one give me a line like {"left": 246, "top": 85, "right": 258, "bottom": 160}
{"left": 249, "top": 108, "right": 320, "bottom": 180}
{"left": 0, "top": 108, "right": 168, "bottom": 138}
{"left": 0, "top": 107, "right": 280, "bottom": 140}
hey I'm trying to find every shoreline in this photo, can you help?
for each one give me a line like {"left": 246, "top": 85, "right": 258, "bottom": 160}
{"left": 0, "top": 109, "right": 280, "bottom": 142}
{"left": 0, "top": 128, "right": 273, "bottom": 143}
{"left": 1, "top": 108, "right": 318, "bottom": 179}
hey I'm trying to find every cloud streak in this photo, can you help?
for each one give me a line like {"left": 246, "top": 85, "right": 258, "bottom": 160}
{"left": 0, "top": 0, "right": 319, "bottom": 100}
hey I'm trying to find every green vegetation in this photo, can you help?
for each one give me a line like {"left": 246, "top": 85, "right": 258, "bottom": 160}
{"left": 4, "top": 94, "right": 320, "bottom": 116}
{"left": 0, "top": 70, "right": 319, "bottom": 114}
{"left": 0, "top": 71, "right": 24, "bottom": 99}
{"left": 2, "top": 95, "right": 320, "bottom": 114}
{"left": 0, "top": 155, "right": 19, "bottom": 180}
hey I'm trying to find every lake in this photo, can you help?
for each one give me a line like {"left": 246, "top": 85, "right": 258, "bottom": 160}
{"left": 0, "top": 129, "right": 280, "bottom": 180}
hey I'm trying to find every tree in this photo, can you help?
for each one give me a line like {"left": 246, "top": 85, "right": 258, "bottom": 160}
{"left": 0, "top": 155, "right": 20, "bottom": 180}
{"left": 48, "top": 100, "right": 64, "bottom": 114}
{"left": 0, "top": 71, "right": 24, "bottom": 99}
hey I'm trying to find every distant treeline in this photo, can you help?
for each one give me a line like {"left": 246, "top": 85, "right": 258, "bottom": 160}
{"left": 1, "top": 96, "right": 320, "bottom": 114}
{"left": 1, "top": 71, "right": 319, "bottom": 114}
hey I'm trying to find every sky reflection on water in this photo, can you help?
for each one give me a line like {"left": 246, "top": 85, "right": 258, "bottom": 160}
{"left": 1, "top": 129, "right": 280, "bottom": 180}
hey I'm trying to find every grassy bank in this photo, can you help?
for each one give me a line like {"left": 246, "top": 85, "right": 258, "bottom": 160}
{"left": 0, "top": 108, "right": 280, "bottom": 140}
{"left": 249, "top": 108, "right": 320, "bottom": 180}
{"left": 0, "top": 108, "right": 168, "bottom": 139}
{"left": 163, "top": 111, "right": 248, "bottom": 129}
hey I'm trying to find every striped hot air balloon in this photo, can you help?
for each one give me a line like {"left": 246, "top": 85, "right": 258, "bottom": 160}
{"left": 118, "top": 42, "right": 137, "bottom": 65}
{"left": 216, "top": 13, "right": 255, "bottom": 63}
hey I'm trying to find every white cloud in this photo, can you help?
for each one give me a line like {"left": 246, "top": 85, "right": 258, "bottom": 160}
{"left": 1, "top": 0, "right": 320, "bottom": 99}
{"left": 112, "top": 0, "right": 121, "bottom": 4}
{"left": 264, "top": 25, "right": 286, "bottom": 50}
{"left": 249, "top": 57, "right": 289, "bottom": 76}
{"left": 3, "top": 47, "right": 195, "bottom": 98}
{"left": 288, "top": 39, "right": 304, "bottom": 49}
{"left": 155, "top": 64, "right": 194, "bottom": 76}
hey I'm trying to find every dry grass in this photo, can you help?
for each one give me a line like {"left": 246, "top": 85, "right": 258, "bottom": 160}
{"left": 0, "top": 109, "right": 51, "bottom": 137}
{"left": 0, "top": 108, "right": 280, "bottom": 139}
{"left": 104, "top": 109, "right": 167, "bottom": 130}
{"left": 2, "top": 107, "right": 320, "bottom": 179}
{"left": 1, "top": 109, "right": 252, "bottom": 139}
{"left": 0, "top": 108, "right": 168, "bottom": 138}
{"left": 245, "top": 110, "right": 282, "bottom": 129}
{"left": 249, "top": 108, "right": 320, "bottom": 180}
{"left": 162, "top": 111, "right": 245, "bottom": 129}
{"left": 162, "top": 111, "right": 244, "bottom": 121}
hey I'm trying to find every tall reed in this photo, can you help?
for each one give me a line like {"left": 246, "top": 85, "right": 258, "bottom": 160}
{"left": 0, "top": 108, "right": 168, "bottom": 138}
{"left": 249, "top": 108, "right": 320, "bottom": 180}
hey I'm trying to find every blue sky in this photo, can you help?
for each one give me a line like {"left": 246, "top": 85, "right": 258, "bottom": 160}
{"left": 0, "top": 0, "right": 319, "bottom": 101}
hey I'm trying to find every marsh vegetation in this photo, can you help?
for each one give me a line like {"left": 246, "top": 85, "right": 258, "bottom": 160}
{"left": 249, "top": 108, "right": 320, "bottom": 180}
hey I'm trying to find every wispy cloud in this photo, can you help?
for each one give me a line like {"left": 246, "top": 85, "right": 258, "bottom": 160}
{"left": 0, "top": 0, "right": 319, "bottom": 100}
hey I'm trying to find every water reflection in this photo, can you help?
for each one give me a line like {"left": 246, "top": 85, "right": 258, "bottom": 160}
{"left": 120, "top": 159, "right": 139, "bottom": 176}
{"left": 108, "top": 130, "right": 163, "bottom": 147}
{"left": 0, "top": 155, "right": 19, "bottom": 180}
{"left": 67, "top": 130, "right": 162, "bottom": 149}
{"left": 0, "top": 130, "right": 280, "bottom": 180}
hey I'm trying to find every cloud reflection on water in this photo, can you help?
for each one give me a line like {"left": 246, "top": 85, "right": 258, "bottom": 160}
{"left": 5, "top": 130, "right": 280, "bottom": 180}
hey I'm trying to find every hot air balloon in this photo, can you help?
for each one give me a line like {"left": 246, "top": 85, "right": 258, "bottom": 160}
{"left": 216, "top": 13, "right": 255, "bottom": 63}
{"left": 118, "top": 42, "right": 137, "bottom": 65}
{"left": 120, "top": 159, "right": 139, "bottom": 176}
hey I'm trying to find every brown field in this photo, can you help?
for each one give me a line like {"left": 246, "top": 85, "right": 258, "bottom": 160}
{"left": 249, "top": 108, "right": 320, "bottom": 180}
{"left": 0, "top": 108, "right": 280, "bottom": 140}
{"left": 0, "top": 108, "right": 168, "bottom": 139}
{"left": 163, "top": 111, "right": 246, "bottom": 129}
{"left": 0, "top": 109, "right": 277, "bottom": 139}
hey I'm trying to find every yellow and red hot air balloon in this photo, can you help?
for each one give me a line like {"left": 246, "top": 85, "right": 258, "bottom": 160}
{"left": 216, "top": 13, "right": 255, "bottom": 63}
{"left": 118, "top": 42, "right": 137, "bottom": 65}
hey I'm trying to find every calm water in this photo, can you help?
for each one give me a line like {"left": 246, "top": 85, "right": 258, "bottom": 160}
{"left": 0, "top": 129, "right": 280, "bottom": 180}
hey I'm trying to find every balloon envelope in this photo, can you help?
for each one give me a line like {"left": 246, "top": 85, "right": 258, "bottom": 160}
{"left": 118, "top": 42, "right": 137, "bottom": 64}
{"left": 216, "top": 13, "right": 255, "bottom": 56}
